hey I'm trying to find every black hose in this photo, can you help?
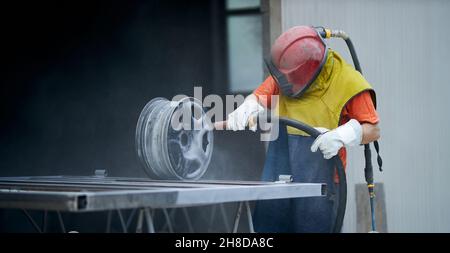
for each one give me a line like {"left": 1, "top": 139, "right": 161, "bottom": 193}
{"left": 342, "top": 37, "right": 374, "bottom": 178}
{"left": 277, "top": 117, "right": 347, "bottom": 233}
{"left": 344, "top": 36, "right": 381, "bottom": 232}
{"left": 343, "top": 38, "right": 362, "bottom": 74}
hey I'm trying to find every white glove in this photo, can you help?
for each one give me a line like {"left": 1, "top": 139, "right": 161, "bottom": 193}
{"left": 227, "top": 98, "right": 264, "bottom": 131}
{"left": 310, "top": 119, "right": 362, "bottom": 159}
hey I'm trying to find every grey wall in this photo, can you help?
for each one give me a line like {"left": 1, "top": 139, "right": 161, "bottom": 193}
{"left": 281, "top": 0, "right": 450, "bottom": 232}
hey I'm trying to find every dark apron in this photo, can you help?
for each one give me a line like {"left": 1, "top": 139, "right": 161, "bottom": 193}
{"left": 253, "top": 125, "right": 338, "bottom": 233}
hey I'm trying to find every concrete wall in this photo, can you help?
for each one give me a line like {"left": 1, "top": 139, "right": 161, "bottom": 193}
{"left": 280, "top": 0, "right": 450, "bottom": 232}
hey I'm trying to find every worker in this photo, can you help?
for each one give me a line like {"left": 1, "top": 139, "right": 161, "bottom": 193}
{"left": 226, "top": 26, "right": 380, "bottom": 232}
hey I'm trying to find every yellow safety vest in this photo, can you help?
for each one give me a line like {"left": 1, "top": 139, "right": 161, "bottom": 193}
{"left": 277, "top": 49, "right": 376, "bottom": 135}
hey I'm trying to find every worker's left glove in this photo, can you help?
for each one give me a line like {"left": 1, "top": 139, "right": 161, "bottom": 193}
{"left": 310, "top": 119, "right": 362, "bottom": 159}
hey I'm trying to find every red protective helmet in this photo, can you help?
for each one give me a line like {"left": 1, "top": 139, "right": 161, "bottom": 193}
{"left": 265, "top": 26, "right": 327, "bottom": 97}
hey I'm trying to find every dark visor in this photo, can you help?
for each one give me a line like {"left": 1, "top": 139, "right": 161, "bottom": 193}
{"left": 264, "top": 46, "right": 328, "bottom": 98}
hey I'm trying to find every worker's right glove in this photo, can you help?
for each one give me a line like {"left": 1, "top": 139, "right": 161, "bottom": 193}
{"left": 227, "top": 98, "right": 264, "bottom": 131}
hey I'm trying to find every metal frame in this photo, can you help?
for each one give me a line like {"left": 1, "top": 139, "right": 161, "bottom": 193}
{"left": 0, "top": 176, "right": 326, "bottom": 233}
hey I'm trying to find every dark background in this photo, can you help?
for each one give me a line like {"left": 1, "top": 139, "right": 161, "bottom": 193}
{"left": 0, "top": 0, "right": 265, "bottom": 232}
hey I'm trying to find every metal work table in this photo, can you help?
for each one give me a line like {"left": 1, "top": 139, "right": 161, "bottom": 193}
{"left": 0, "top": 175, "right": 326, "bottom": 233}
